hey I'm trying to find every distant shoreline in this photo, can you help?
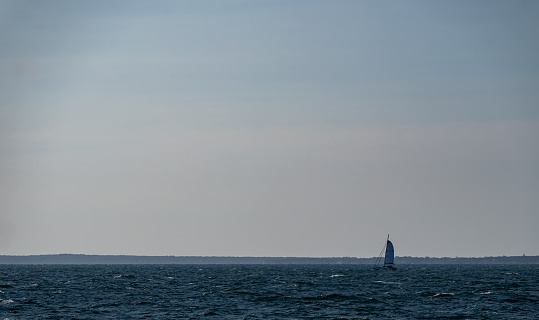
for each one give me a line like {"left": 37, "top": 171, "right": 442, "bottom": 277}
{"left": 0, "top": 254, "right": 537, "bottom": 264}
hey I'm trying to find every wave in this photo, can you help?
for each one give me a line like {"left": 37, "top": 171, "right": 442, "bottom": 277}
{"left": 373, "top": 280, "right": 402, "bottom": 285}
{"left": 302, "top": 293, "right": 357, "bottom": 301}
{"left": 432, "top": 292, "right": 456, "bottom": 298}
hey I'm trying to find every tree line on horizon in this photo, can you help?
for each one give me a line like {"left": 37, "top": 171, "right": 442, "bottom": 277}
{"left": 0, "top": 254, "right": 537, "bottom": 264}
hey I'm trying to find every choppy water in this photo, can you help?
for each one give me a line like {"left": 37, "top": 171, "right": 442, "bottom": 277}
{"left": 0, "top": 264, "right": 537, "bottom": 319}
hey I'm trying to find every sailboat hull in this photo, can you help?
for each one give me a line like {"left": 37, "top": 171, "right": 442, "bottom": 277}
{"left": 373, "top": 265, "right": 396, "bottom": 270}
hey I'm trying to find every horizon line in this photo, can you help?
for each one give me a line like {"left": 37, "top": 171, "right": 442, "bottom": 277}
{"left": 1, "top": 254, "right": 536, "bottom": 259}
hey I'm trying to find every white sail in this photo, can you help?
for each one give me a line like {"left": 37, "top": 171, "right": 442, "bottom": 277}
{"left": 384, "top": 240, "right": 394, "bottom": 265}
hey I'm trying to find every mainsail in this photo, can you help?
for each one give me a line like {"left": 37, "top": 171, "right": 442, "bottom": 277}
{"left": 384, "top": 238, "right": 394, "bottom": 266}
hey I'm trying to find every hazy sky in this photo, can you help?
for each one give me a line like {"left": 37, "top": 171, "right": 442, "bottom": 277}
{"left": 1, "top": 0, "right": 538, "bottom": 258}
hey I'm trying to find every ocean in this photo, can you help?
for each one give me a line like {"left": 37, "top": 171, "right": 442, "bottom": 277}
{"left": 0, "top": 264, "right": 537, "bottom": 319}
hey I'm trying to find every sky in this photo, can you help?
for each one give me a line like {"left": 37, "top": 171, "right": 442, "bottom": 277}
{"left": 1, "top": 0, "right": 538, "bottom": 258}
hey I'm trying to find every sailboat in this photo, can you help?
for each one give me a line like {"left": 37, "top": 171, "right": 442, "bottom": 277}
{"left": 373, "top": 234, "right": 396, "bottom": 270}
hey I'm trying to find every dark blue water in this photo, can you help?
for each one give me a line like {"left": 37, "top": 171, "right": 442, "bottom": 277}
{"left": 0, "top": 264, "right": 537, "bottom": 319}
